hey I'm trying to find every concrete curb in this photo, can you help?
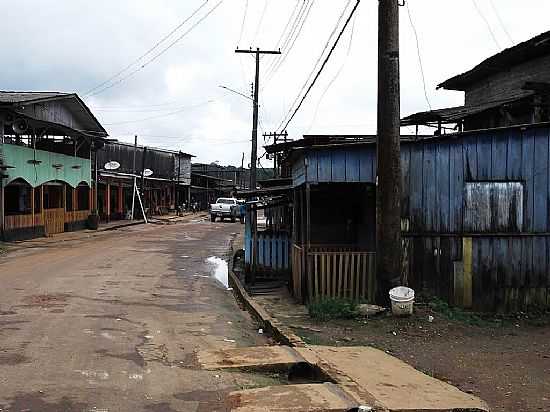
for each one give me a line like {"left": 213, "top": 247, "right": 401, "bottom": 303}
{"left": 228, "top": 271, "right": 305, "bottom": 347}
{"left": 97, "top": 220, "right": 145, "bottom": 232}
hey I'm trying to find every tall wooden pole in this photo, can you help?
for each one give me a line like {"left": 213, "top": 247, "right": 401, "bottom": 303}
{"left": 376, "top": 0, "right": 402, "bottom": 304}
{"left": 235, "top": 47, "right": 280, "bottom": 285}
{"left": 235, "top": 48, "right": 280, "bottom": 190}
{"left": 251, "top": 51, "right": 260, "bottom": 191}
{"left": 131, "top": 135, "right": 137, "bottom": 220}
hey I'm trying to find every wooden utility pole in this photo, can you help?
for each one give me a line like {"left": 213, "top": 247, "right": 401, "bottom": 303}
{"left": 235, "top": 48, "right": 280, "bottom": 190}
{"left": 130, "top": 135, "right": 137, "bottom": 220}
{"left": 235, "top": 48, "right": 280, "bottom": 285}
{"left": 376, "top": 0, "right": 402, "bottom": 304}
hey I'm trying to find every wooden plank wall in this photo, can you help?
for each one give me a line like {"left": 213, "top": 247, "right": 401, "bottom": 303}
{"left": 291, "top": 124, "right": 550, "bottom": 310}
{"left": 400, "top": 126, "right": 550, "bottom": 311}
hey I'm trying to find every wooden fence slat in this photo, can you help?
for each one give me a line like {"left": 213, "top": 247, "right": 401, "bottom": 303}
{"left": 338, "top": 253, "right": 344, "bottom": 298}
{"left": 333, "top": 254, "right": 337, "bottom": 298}
{"left": 350, "top": 254, "right": 355, "bottom": 300}
{"left": 343, "top": 253, "right": 349, "bottom": 299}
{"left": 314, "top": 254, "right": 319, "bottom": 299}
{"left": 321, "top": 254, "right": 326, "bottom": 298}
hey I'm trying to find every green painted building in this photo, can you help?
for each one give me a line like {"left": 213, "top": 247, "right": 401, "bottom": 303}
{"left": 0, "top": 92, "right": 107, "bottom": 241}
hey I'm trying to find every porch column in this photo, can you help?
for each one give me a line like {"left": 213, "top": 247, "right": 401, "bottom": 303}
{"left": 89, "top": 186, "right": 93, "bottom": 213}
{"left": 63, "top": 184, "right": 67, "bottom": 211}
{"left": 117, "top": 185, "right": 123, "bottom": 214}
{"left": 31, "top": 186, "right": 35, "bottom": 225}
{"left": 72, "top": 187, "right": 77, "bottom": 212}
{"left": 106, "top": 182, "right": 111, "bottom": 221}
{"left": 40, "top": 185, "right": 44, "bottom": 223}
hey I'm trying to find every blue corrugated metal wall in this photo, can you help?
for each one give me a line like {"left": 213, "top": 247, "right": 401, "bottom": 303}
{"left": 291, "top": 125, "right": 550, "bottom": 311}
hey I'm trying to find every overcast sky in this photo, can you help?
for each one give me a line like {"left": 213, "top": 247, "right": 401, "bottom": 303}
{"left": 3, "top": 1, "right": 550, "bottom": 166}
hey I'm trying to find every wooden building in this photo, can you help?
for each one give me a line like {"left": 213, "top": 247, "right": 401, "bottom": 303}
{"left": 269, "top": 126, "right": 550, "bottom": 312}
{"left": 403, "top": 30, "right": 550, "bottom": 133}
{"left": 190, "top": 163, "right": 246, "bottom": 210}
{"left": 0, "top": 92, "right": 107, "bottom": 241}
{"left": 95, "top": 142, "right": 193, "bottom": 220}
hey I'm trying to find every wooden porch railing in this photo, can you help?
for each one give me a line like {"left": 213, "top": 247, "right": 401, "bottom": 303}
{"left": 65, "top": 210, "right": 90, "bottom": 223}
{"left": 4, "top": 214, "right": 43, "bottom": 230}
{"left": 291, "top": 244, "right": 376, "bottom": 302}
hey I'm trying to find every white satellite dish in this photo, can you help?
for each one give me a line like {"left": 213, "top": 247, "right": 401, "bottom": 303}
{"left": 143, "top": 168, "right": 153, "bottom": 177}
{"left": 104, "top": 161, "right": 121, "bottom": 170}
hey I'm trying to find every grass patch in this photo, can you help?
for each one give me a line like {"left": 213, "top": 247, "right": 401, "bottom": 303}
{"left": 428, "top": 297, "right": 497, "bottom": 327}
{"left": 307, "top": 298, "right": 358, "bottom": 321}
{"left": 428, "top": 296, "right": 550, "bottom": 327}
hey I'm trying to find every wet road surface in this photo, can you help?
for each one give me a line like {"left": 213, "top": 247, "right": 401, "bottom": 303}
{"left": 0, "top": 219, "right": 270, "bottom": 411}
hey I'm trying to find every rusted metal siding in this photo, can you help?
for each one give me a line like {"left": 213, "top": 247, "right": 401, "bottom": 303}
{"left": 97, "top": 143, "right": 182, "bottom": 180}
{"left": 464, "top": 182, "right": 523, "bottom": 232}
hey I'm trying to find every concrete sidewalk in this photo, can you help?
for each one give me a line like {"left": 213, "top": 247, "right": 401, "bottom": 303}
{"left": 198, "top": 345, "right": 489, "bottom": 411}
{"left": 220, "top": 272, "right": 489, "bottom": 411}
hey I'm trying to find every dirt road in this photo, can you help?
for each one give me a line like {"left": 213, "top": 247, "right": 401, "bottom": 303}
{"left": 0, "top": 219, "right": 271, "bottom": 411}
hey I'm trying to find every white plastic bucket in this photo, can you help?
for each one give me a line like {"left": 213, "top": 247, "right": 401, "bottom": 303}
{"left": 389, "top": 286, "right": 415, "bottom": 316}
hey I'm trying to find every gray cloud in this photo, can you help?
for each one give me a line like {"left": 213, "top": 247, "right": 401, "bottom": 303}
{"left": 3, "top": 0, "right": 549, "bottom": 165}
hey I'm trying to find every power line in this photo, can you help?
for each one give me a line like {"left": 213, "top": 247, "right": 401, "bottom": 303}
{"left": 488, "top": 0, "right": 514, "bottom": 45}
{"left": 268, "top": 0, "right": 316, "bottom": 81}
{"left": 253, "top": 0, "right": 269, "bottom": 43}
{"left": 406, "top": 1, "right": 431, "bottom": 110}
{"left": 471, "top": 0, "right": 501, "bottom": 50}
{"left": 284, "top": 0, "right": 351, "bottom": 103}
{"left": 83, "top": 0, "right": 210, "bottom": 96}
{"left": 264, "top": 0, "right": 315, "bottom": 84}
{"left": 278, "top": 0, "right": 359, "bottom": 132}
{"left": 308, "top": 12, "right": 357, "bottom": 131}
{"left": 89, "top": 99, "right": 185, "bottom": 110}
{"left": 237, "top": 0, "right": 249, "bottom": 47}
{"left": 102, "top": 100, "right": 214, "bottom": 125}
{"left": 271, "top": 0, "right": 302, "bottom": 52}
{"left": 262, "top": 0, "right": 307, "bottom": 80}
{"left": 86, "top": 0, "right": 225, "bottom": 98}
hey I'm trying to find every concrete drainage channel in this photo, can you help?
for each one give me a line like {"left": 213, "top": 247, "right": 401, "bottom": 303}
{"left": 194, "top": 269, "right": 490, "bottom": 412}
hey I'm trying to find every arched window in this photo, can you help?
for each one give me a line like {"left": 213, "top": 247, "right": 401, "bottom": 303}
{"left": 76, "top": 182, "right": 90, "bottom": 211}
{"left": 4, "top": 178, "right": 32, "bottom": 216}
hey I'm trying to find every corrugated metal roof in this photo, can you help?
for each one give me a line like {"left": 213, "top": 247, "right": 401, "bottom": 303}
{"left": 265, "top": 134, "right": 427, "bottom": 153}
{"left": 439, "top": 30, "right": 550, "bottom": 91}
{"left": 401, "top": 94, "right": 532, "bottom": 126}
{"left": 0, "top": 91, "right": 107, "bottom": 138}
{"left": 0, "top": 91, "right": 71, "bottom": 104}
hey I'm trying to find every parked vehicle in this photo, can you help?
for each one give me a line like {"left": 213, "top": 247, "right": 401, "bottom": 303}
{"left": 210, "top": 197, "right": 238, "bottom": 222}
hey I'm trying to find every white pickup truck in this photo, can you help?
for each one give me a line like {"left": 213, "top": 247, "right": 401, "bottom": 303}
{"left": 209, "top": 197, "right": 238, "bottom": 222}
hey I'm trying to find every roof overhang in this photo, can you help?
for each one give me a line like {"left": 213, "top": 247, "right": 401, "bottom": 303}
{"left": 438, "top": 30, "right": 550, "bottom": 91}
{"left": 0, "top": 91, "right": 108, "bottom": 140}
